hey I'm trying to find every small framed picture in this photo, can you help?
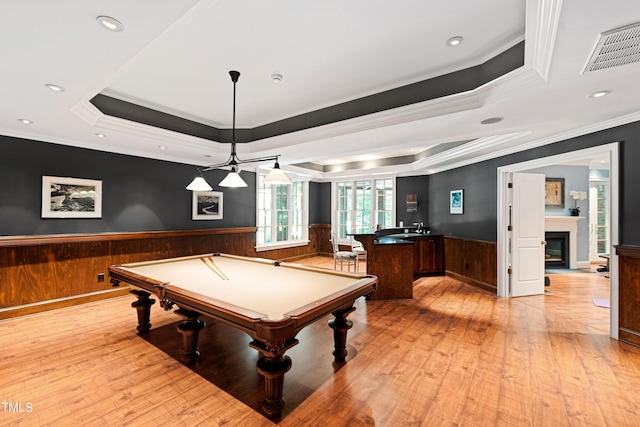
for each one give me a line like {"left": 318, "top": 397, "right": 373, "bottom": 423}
{"left": 545, "top": 177, "right": 564, "bottom": 208}
{"left": 42, "top": 176, "right": 102, "bottom": 218}
{"left": 192, "top": 191, "right": 223, "bottom": 220}
{"left": 450, "top": 189, "right": 463, "bottom": 214}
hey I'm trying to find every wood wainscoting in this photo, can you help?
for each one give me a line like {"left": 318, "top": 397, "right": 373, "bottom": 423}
{"left": 0, "top": 225, "right": 329, "bottom": 320}
{"left": 616, "top": 245, "right": 640, "bottom": 347}
{"left": 444, "top": 236, "right": 497, "bottom": 293}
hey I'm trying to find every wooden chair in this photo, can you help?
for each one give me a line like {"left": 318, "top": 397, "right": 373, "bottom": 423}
{"left": 331, "top": 231, "right": 357, "bottom": 272}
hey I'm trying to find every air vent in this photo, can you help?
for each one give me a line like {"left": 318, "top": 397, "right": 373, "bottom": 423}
{"left": 583, "top": 22, "right": 640, "bottom": 73}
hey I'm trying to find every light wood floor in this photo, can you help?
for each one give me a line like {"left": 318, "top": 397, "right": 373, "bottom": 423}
{"left": 2, "top": 257, "right": 638, "bottom": 426}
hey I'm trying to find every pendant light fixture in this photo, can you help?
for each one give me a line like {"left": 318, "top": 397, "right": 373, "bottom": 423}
{"left": 186, "top": 71, "right": 291, "bottom": 190}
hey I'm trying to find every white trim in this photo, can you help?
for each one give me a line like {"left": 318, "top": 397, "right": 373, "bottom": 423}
{"left": 255, "top": 240, "right": 310, "bottom": 252}
{"left": 412, "top": 132, "right": 532, "bottom": 170}
{"left": 497, "top": 142, "right": 619, "bottom": 339}
{"left": 526, "top": 0, "right": 563, "bottom": 81}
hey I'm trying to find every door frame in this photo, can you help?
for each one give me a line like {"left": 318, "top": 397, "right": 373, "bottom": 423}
{"left": 497, "top": 142, "right": 619, "bottom": 339}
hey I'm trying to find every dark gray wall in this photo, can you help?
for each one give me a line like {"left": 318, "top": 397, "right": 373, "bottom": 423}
{"left": 0, "top": 136, "right": 256, "bottom": 236}
{"left": 396, "top": 175, "right": 429, "bottom": 228}
{"left": 428, "top": 161, "right": 497, "bottom": 238}
{"left": 3, "top": 119, "right": 640, "bottom": 244}
{"left": 309, "top": 182, "right": 331, "bottom": 225}
{"left": 428, "top": 120, "right": 640, "bottom": 244}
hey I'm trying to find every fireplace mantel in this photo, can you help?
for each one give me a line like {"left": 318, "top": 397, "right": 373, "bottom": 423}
{"left": 545, "top": 216, "right": 584, "bottom": 269}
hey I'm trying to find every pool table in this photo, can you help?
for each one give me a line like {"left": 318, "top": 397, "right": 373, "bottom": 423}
{"left": 108, "top": 253, "right": 377, "bottom": 418}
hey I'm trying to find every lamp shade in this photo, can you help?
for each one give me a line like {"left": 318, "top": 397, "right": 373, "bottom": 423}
{"left": 186, "top": 176, "right": 213, "bottom": 191}
{"left": 262, "top": 165, "right": 292, "bottom": 185}
{"left": 219, "top": 168, "right": 247, "bottom": 187}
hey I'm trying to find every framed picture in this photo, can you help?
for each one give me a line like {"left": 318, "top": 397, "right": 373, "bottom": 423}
{"left": 545, "top": 177, "right": 565, "bottom": 208}
{"left": 406, "top": 193, "right": 418, "bottom": 212}
{"left": 192, "top": 191, "right": 223, "bottom": 220}
{"left": 42, "top": 176, "right": 102, "bottom": 218}
{"left": 450, "top": 189, "right": 463, "bottom": 214}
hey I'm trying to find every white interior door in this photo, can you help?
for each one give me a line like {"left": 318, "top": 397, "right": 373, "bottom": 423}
{"left": 510, "top": 172, "right": 546, "bottom": 297}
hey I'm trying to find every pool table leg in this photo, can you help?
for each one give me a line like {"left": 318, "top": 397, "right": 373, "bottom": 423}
{"left": 328, "top": 306, "right": 356, "bottom": 362}
{"left": 175, "top": 309, "right": 206, "bottom": 365}
{"left": 251, "top": 339, "right": 298, "bottom": 419}
{"left": 130, "top": 289, "right": 155, "bottom": 334}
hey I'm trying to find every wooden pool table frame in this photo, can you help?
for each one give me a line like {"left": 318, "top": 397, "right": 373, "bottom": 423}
{"left": 109, "top": 253, "right": 377, "bottom": 418}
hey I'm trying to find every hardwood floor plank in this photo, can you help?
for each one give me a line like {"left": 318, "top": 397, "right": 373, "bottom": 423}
{"left": 2, "top": 258, "right": 639, "bottom": 426}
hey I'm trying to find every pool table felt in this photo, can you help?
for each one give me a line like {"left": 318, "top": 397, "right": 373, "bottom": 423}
{"left": 119, "top": 255, "right": 368, "bottom": 321}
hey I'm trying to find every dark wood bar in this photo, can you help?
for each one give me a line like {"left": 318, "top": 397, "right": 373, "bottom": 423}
{"left": 352, "top": 229, "right": 445, "bottom": 300}
{"left": 616, "top": 245, "right": 640, "bottom": 347}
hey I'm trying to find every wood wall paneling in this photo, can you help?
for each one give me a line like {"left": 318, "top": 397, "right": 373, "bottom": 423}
{"left": 0, "top": 226, "right": 328, "bottom": 319}
{"left": 444, "top": 236, "right": 497, "bottom": 292}
{"left": 1, "top": 229, "right": 505, "bottom": 319}
{"left": 616, "top": 245, "right": 640, "bottom": 347}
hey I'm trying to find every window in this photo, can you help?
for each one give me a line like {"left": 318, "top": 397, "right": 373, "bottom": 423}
{"left": 334, "top": 177, "right": 394, "bottom": 239}
{"left": 256, "top": 175, "right": 308, "bottom": 250}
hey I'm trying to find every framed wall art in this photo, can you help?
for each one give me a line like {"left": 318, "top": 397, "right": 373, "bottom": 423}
{"left": 42, "top": 176, "right": 102, "bottom": 218}
{"left": 192, "top": 191, "right": 223, "bottom": 220}
{"left": 450, "top": 189, "right": 463, "bottom": 214}
{"left": 545, "top": 177, "right": 565, "bottom": 208}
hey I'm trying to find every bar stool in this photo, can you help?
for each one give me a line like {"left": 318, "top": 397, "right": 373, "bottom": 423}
{"left": 331, "top": 231, "right": 357, "bottom": 272}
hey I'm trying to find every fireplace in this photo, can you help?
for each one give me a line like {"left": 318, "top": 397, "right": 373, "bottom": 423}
{"left": 545, "top": 232, "right": 570, "bottom": 269}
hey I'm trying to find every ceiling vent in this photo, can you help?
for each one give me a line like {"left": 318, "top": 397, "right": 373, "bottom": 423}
{"left": 583, "top": 21, "right": 640, "bottom": 73}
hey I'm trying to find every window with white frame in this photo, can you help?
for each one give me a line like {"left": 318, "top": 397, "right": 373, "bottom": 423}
{"left": 334, "top": 177, "right": 394, "bottom": 239}
{"left": 256, "top": 174, "right": 308, "bottom": 249}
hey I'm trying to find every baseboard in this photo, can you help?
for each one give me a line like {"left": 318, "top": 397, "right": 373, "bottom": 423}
{"left": 0, "top": 287, "right": 131, "bottom": 321}
{"left": 619, "top": 328, "right": 640, "bottom": 348}
{"left": 576, "top": 261, "right": 592, "bottom": 269}
{"left": 445, "top": 270, "right": 497, "bottom": 293}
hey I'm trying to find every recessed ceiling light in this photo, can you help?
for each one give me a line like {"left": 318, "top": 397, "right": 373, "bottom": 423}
{"left": 158, "top": 145, "right": 167, "bottom": 150}
{"left": 45, "top": 84, "right": 65, "bottom": 92}
{"left": 271, "top": 73, "right": 283, "bottom": 83}
{"left": 589, "top": 90, "right": 611, "bottom": 98}
{"left": 95, "top": 133, "right": 106, "bottom": 138}
{"left": 18, "top": 118, "right": 33, "bottom": 124}
{"left": 481, "top": 117, "right": 503, "bottom": 125}
{"left": 446, "top": 36, "right": 464, "bottom": 46}
{"left": 96, "top": 16, "right": 124, "bottom": 32}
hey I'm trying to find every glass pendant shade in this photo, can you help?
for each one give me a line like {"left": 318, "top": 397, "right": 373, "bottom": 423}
{"left": 262, "top": 164, "right": 292, "bottom": 185}
{"left": 186, "top": 176, "right": 213, "bottom": 191}
{"left": 186, "top": 71, "right": 290, "bottom": 191}
{"left": 219, "top": 168, "right": 247, "bottom": 187}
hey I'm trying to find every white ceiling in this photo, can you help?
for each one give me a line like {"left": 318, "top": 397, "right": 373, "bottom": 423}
{"left": 2, "top": 0, "right": 638, "bottom": 181}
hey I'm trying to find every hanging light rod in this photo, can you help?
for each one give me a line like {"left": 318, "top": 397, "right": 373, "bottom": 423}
{"left": 186, "top": 71, "right": 292, "bottom": 190}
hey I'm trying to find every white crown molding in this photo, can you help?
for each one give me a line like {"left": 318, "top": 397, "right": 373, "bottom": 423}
{"left": 417, "top": 110, "right": 640, "bottom": 175}
{"left": 69, "top": 99, "right": 102, "bottom": 126}
{"left": 411, "top": 131, "right": 532, "bottom": 170}
{"left": 526, "top": 0, "right": 564, "bottom": 81}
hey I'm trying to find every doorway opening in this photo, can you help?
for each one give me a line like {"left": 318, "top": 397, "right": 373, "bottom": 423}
{"left": 497, "top": 143, "right": 619, "bottom": 339}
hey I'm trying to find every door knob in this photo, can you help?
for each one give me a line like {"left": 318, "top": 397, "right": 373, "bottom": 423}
{"left": 541, "top": 240, "right": 547, "bottom": 245}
